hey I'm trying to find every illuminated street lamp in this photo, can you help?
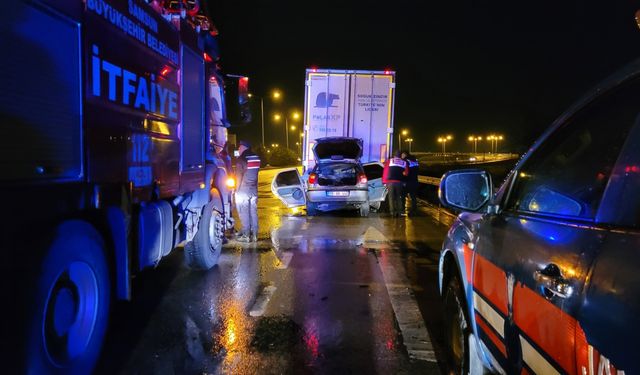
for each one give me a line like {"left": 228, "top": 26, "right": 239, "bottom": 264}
{"left": 437, "top": 135, "right": 453, "bottom": 155}
{"left": 496, "top": 135, "right": 504, "bottom": 153}
{"left": 405, "top": 138, "right": 413, "bottom": 153}
{"left": 468, "top": 135, "right": 482, "bottom": 154}
{"left": 251, "top": 89, "right": 283, "bottom": 147}
{"left": 274, "top": 111, "right": 300, "bottom": 150}
{"left": 486, "top": 135, "right": 504, "bottom": 153}
{"left": 399, "top": 129, "right": 409, "bottom": 151}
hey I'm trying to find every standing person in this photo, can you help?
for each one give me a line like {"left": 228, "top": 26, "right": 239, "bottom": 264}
{"left": 234, "top": 140, "right": 261, "bottom": 242}
{"left": 400, "top": 151, "right": 409, "bottom": 213}
{"left": 405, "top": 153, "right": 420, "bottom": 216}
{"left": 382, "top": 150, "right": 409, "bottom": 217}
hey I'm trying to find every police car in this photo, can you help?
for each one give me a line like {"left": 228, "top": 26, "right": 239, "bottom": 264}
{"left": 438, "top": 58, "right": 640, "bottom": 374}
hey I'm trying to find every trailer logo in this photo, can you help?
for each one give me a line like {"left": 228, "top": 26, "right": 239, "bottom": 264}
{"left": 315, "top": 92, "right": 340, "bottom": 108}
{"left": 90, "top": 45, "right": 178, "bottom": 120}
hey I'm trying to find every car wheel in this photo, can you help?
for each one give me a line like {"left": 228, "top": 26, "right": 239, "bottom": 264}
{"left": 443, "top": 274, "right": 470, "bottom": 375}
{"left": 27, "top": 221, "right": 110, "bottom": 374}
{"left": 369, "top": 201, "right": 381, "bottom": 211}
{"left": 185, "top": 200, "right": 224, "bottom": 270}
{"left": 359, "top": 203, "right": 370, "bottom": 217}
{"left": 306, "top": 202, "right": 317, "bottom": 216}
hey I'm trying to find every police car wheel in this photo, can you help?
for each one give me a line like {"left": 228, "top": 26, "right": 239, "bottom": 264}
{"left": 443, "top": 274, "right": 470, "bottom": 375}
{"left": 27, "top": 221, "right": 110, "bottom": 374}
{"left": 186, "top": 201, "right": 223, "bottom": 270}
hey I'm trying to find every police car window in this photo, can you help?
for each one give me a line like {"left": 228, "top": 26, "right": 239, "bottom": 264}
{"left": 508, "top": 79, "right": 638, "bottom": 219}
{"left": 363, "top": 164, "right": 383, "bottom": 180}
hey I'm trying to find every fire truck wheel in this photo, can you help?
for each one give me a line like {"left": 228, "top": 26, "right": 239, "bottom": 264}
{"left": 443, "top": 273, "right": 470, "bottom": 375}
{"left": 185, "top": 201, "right": 224, "bottom": 270}
{"left": 27, "top": 220, "right": 110, "bottom": 374}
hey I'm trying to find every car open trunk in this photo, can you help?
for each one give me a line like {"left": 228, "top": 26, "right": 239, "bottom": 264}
{"left": 313, "top": 137, "right": 363, "bottom": 162}
{"left": 316, "top": 162, "right": 359, "bottom": 186}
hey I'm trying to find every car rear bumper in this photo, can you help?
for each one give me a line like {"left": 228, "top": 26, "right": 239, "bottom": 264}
{"left": 307, "top": 189, "right": 368, "bottom": 211}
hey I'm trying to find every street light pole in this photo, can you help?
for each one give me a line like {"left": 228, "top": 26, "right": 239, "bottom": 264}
{"left": 260, "top": 98, "right": 265, "bottom": 147}
{"left": 399, "top": 129, "right": 409, "bottom": 151}
{"left": 285, "top": 118, "right": 289, "bottom": 150}
{"left": 405, "top": 138, "right": 413, "bottom": 153}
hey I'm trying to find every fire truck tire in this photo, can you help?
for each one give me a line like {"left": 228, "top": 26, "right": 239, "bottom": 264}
{"left": 185, "top": 200, "right": 224, "bottom": 270}
{"left": 26, "top": 220, "right": 110, "bottom": 374}
{"left": 443, "top": 273, "right": 470, "bottom": 375}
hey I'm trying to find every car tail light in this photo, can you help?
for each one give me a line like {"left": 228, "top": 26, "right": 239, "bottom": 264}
{"left": 358, "top": 173, "right": 367, "bottom": 185}
{"left": 308, "top": 173, "right": 317, "bottom": 184}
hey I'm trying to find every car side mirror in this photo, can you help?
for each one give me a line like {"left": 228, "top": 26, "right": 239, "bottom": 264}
{"left": 439, "top": 169, "right": 493, "bottom": 212}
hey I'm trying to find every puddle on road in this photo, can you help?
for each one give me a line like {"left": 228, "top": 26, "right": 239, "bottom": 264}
{"left": 250, "top": 315, "right": 302, "bottom": 353}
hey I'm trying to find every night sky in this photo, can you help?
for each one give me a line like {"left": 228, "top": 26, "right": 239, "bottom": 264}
{"left": 205, "top": 1, "right": 640, "bottom": 153}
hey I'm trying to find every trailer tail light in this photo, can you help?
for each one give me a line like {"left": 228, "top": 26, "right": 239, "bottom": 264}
{"left": 308, "top": 173, "right": 317, "bottom": 185}
{"left": 358, "top": 173, "right": 368, "bottom": 185}
{"left": 203, "top": 52, "right": 213, "bottom": 62}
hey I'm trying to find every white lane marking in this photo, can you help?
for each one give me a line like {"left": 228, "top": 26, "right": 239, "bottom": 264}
{"left": 377, "top": 253, "right": 436, "bottom": 362}
{"left": 361, "top": 226, "right": 389, "bottom": 249}
{"left": 520, "top": 335, "right": 560, "bottom": 375}
{"left": 473, "top": 291, "right": 505, "bottom": 338}
{"left": 248, "top": 285, "right": 277, "bottom": 317}
{"left": 275, "top": 251, "right": 293, "bottom": 269}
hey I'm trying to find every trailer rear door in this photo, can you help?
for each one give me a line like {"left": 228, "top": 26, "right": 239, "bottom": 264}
{"left": 350, "top": 73, "right": 395, "bottom": 163}
{"left": 303, "top": 72, "right": 350, "bottom": 170}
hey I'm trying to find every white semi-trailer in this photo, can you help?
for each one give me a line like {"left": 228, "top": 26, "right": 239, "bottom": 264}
{"left": 302, "top": 69, "right": 396, "bottom": 171}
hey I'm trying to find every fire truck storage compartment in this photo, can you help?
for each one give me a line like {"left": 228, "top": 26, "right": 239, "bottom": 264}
{"left": 137, "top": 200, "right": 174, "bottom": 270}
{"left": 180, "top": 46, "right": 205, "bottom": 180}
{"left": 1, "top": 2, "right": 82, "bottom": 182}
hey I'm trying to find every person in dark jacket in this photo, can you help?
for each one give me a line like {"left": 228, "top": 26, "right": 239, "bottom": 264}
{"left": 382, "top": 150, "right": 409, "bottom": 217}
{"left": 234, "top": 140, "right": 261, "bottom": 242}
{"left": 404, "top": 153, "right": 420, "bottom": 216}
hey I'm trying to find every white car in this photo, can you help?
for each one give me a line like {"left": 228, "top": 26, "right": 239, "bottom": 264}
{"left": 271, "top": 137, "right": 387, "bottom": 216}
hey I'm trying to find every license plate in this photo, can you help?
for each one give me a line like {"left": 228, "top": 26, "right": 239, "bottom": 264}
{"left": 327, "top": 191, "right": 349, "bottom": 197}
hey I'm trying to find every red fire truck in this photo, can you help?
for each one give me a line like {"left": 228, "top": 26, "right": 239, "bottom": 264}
{"left": 1, "top": 0, "right": 250, "bottom": 372}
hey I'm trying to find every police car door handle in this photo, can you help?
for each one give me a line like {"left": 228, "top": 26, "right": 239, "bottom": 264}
{"left": 534, "top": 264, "right": 573, "bottom": 299}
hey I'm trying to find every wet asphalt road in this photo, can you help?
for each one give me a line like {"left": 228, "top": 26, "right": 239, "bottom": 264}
{"left": 97, "top": 168, "right": 453, "bottom": 374}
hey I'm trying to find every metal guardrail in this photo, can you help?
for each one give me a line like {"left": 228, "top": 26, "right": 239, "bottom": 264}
{"left": 418, "top": 175, "right": 441, "bottom": 186}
